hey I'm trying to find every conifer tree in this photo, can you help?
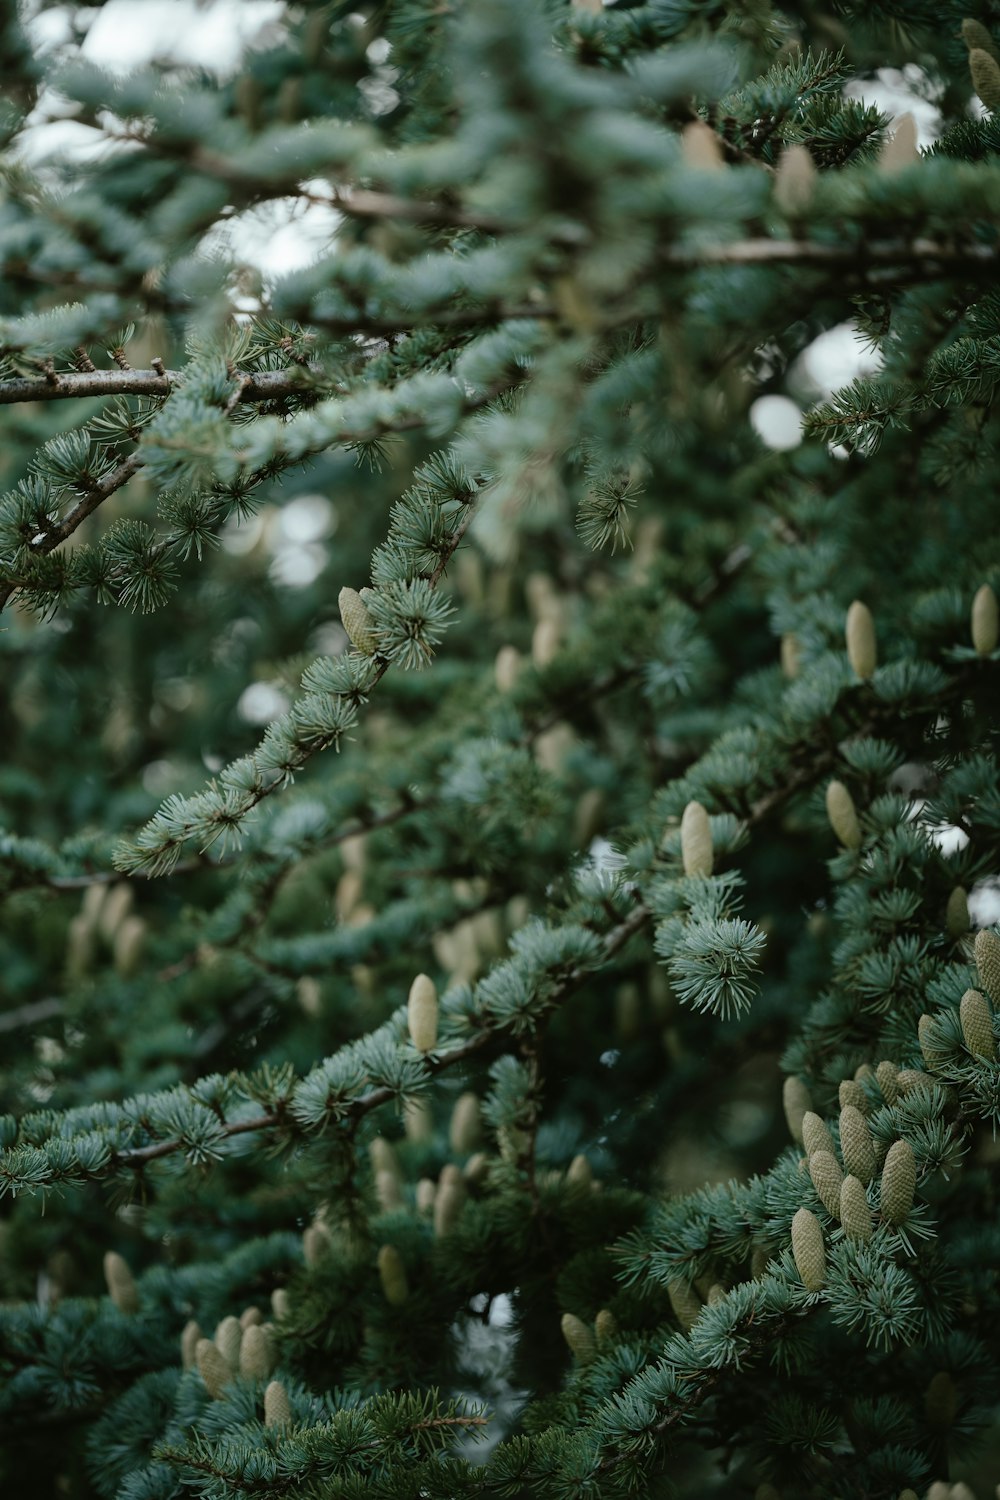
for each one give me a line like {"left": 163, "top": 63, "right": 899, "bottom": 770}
{"left": 2, "top": 1, "right": 1000, "bottom": 1496}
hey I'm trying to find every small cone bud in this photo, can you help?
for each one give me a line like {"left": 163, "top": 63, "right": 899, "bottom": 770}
{"left": 826, "top": 780, "right": 862, "bottom": 850}
{"left": 809, "top": 1150, "right": 844, "bottom": 1218}
{"left": 706, "top": 1283, "right": 726, "bottom": 1305}
{"left": 839, "top": 1106, "right": 875, "bottom": 1185}
{"left": 376, "top": 1169, "right": 403, "bottom": 1213}
{"left": 113, "top": 915, "right": 146, "bottom": 977}
{"left": 377, "top": 1244, "right": 409, "bottom": 1306}
{"left": 302, "top": 1223, "right": 331, "bottom": 1266}
{"left": 924, "top": 1369, "right": 959, "bottom": 1428}
{"left": 845, "top": 600, "right": 877, "bottom": 679}
{"left": 972, "top": 584, "right": 999, "bottom": 655}
{"left": 595, "top": 1308, "right": 620, "bottom": 1345}
{"left": 416, "top": 1178, "right": 437, "bottom": 1215}
{"left": 103, "top": 1251, "right": 139, "bottom": 1314}
{"left": 434, "top": 1165, "right": 465, "bottom": 1237}
{"left": 801, "top": 1111, "right": 836, "bottom": 1160}
{"left": 667, "top": 1278, "right": 702, "bottom": 1331}
{"left": 271, "top": 1288, "right": 290, "bottom": 1320}
{"left": 465, "top": 1151, "right": 490, "bottom": 1186}
{"left": 960, "top": 988, "right": 995, "bottom": 1059}
{"left": 370, "top": 1136, "right": 402, "bottom": 1181}
{"left": 876, "top": 1059, "right": 900, "bottom": 1105}
{"left": 407, "top": 973, "right": 438, "bottom": 1052}
{"left": 180, "top": 1319, "right": 202, "bottom": 1370}
{"left": 780, "top": 631, "right": 801, "bottom": 679}
{"left": 196, "top": 1338, "right": 233, "bottom": 1399}
{"left": 878, "top": 112, "right": 919, "bottom": 170}
{"left": 240, "top": 1306, "right": 263, "bottom": 1329}
{"left": 680, "top": 801, "right": 713, "bottom": 877}
{"left": 854, "top": 1062, "right": 875, "bottom": 1083}
{"left": 263, "top": 1379, "right": 292, "bottom": 1427}
{"left": 774, "top": 144, "right": 816, "bottom": 216}
{"left": 97, "top": 882, "right": 133, "bottom": 942}
{"left": 971, "top": 48, "right": 1000, "bottom": 110}
{"left": 494, "top": 645, "right": 522, "bottom": 693}
{"left": 297, "top": 976, "right": 322, "bottom": 1016}
{"left": 338, "top": 586, "right": 378, "bottom": 653}
{"left": 791, "top": 1208, "right": 826, "bottom": 1292}
{"left": 918, "top": 1014, "right": 942, "bottom": 1069}
{"left": 783, "top": 1077, "right": 812, "bottom": 1144}
{"left": 975, "top": 929, "right": 1000, "bottom": 1005}
{"left": 403, "top": 1096, "right": 433, "bottom": 1144}
{"left": 566, "top": 1154, "right": 593, "bottom": 1190}
{"left": 532, "top": 617, "right": 561, "bottom": 668}
{"left": 838, "top": 1079, "right": 868, "bottom": 1115}
{"left": 449, "top": 1092, "right": 482, "bottom": 1155}
{"left": 963, "top": 19, "right": 1000, "bottom": 63}
{"left": 561, "top": 1311, "right": 597, "bottom": 1363}
{"left": 927, "top": 1486, "right": 951, "bottom": 1500}
{"left": 897, "top": 1491, "right": 919, "bottom": 1500}
{"left": 214, "top": 1315, "right": 242, "bottom": 1373}
{"left": 682, "top": 120, "right": 723, "bottom": 170}
{"left": 881, "top": 1139, "right": 916, "bottom": 1224}
{"left": 840, "top": 1175, "right": 873, "bottom": 1243}
{"left": 896, "top": 1068, "right": 933, "bottom": 1096}
{"left": 239, "top": 1323, "right": 275, "bottom": 1379}
{"left": 947, "top": 886, "right": 970, "bottom": 938}
{"left": 950, "top": 1484, "right": 976, "bottom": 1500}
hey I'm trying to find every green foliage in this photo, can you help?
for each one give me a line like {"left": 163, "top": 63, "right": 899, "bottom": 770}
{"left": 2, "top": 0, "right": 1000, "bottom": 1497}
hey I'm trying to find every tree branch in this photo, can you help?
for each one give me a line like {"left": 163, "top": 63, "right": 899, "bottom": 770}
{"left": 0, "top": 367, "right": 316, "bottom": 407}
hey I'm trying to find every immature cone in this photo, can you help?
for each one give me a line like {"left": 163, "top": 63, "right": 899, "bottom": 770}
{"left": 667, "top": 1278, "right": 702, "bottom": 1331}
{"left": 239, "top": 1323, "right": 275, "bottom": 1379}
{"left": 681, "top": 119, "right": 724, "bottom": 170}
{"left": 774, "top": 143, "right": 816, "bottom": 216}
{"left": 98, "top": 882, "right": 133, "bottom": 943}
{"left": 972, "top": 583, "right": 999, "bottom": 655}
{"left": 924, "top": 1369, "right": 959, "bottom": 1428}
{"left": 971, "top": 48, "right": 1000, "bottom": 111}
{"left": 896, "top": 1068, "right": 933, "bottom": 1096}
{"left": 416, "top": 1178, "right": 437, "bottom": 1216}
{"left": 782, "top": 1077, "right": 812, "bottom": 1144}
{"left": 407, "top": 973, "right": 438, "bottom": 1052}
{"left": 876, "top": 1059, "right": 900, "bottom": 1105}
{"left": 881, "top": 1139, "right": 916, "bottom": 1225}
{"left": 595, "top": 1308, "right": 620, "bottom": 1345}
{"left": 840, "top": 1175, "right": 873, "bottom": 1243}
{"left": 946, "top": 885, "right": 970, "bottom": 938}
{"left": 975, "top": 929, "right": 1000, "bottom": 1005}
{"left": 449, "top": 1092, "right": 482, "bottom": 1155}
{"left": 180, "top": 1319, "right": 202, "bottom": 1370}
{"left": 801, "top": 1111, "right": 836, "bottom": 1160}
{"left": 271, "top": 1288, "right": 290, "bottom": 1320}
{"left": 826, "top": 780, "right": 862, "bottom": 850}
{"left": 845, "top": 600, "right": 877, "bottom": 679}
{"left": 963, "top": 19, "right": 1000, "bottom": 62}
{"left": 561, "top": 1312, "right": 597, "bottom": 1363}
{"left": 214, "top": 1314, "right": 242, "bottom": 1373}
{"left": 960, "top": 988, "right": 995, "bottom": 1059}
{"left": 263, "top": 1379, "right": 292, "bottom": 1428}
{"left": 532, "top": 617, "right": 561, "bottom": 668}
{"left": 780, "top": 631, "right": 801, "bottom": 679}
{"left": 370, "top": 1136, "right": 402, "bottom": 1181}
{"left": 240, "top": 1306, "right": 263, "bottom": 1329}
{"left": 377, "top": 1244, "right": 409, "bottom": 1307}
{"left": 196, "top": 1338, "right": 233, "bottom": 1399}
{"left": 302, "top": 1223, "right": 330, "bottom": 1266}
{"left": 566, "top": 1154, "right": 593, "bottom": 1190}
{"left": 809, "top": 1150, "right": 843, "bottom": 1218}
{"left": 403, "top": 1096, "right": 433, "bottom": 1144}
{"left": 878, "top": 112, "right": 919, "bottom": 171}
{"left": 918, "top": 1014, "right": 942, "bottom": 1070}
{"left": 791, "top": 1208, "right": 826, "bottom": 1292}
{"left": 434, "top": 1164, "right": 466, "bottom": 1237}
{"left": 706, "top": 1283, "right": 726, "bottom": 1305}
{"left": 494, "top": 645, "right": 522, "bottom": 693}
{"left": 338, "top": 585, "right": 378, "bottom": 654}
{"left": 680, "top": 800, "right": 713, "bottom": 877}
{"left": 838, "top": 1079, "right": 868, "bottom": 1115}
{"left": 465, "top": 1152, "right": 490, "bottom": 1186}
{"left": 113, "top": 915, "right": 146, "bottom": 978}
{"left": 103, "top": 1251, "right": 139, "bottom": 1314}
{"left": 839, "top": 1106, "right": 875, "bottom": 1185}
{"left": 854, "top": 1062, "right": 875, "bottom": 1084}
{"left": 376, "top": 1169, "right": 403, "bottom": 1213}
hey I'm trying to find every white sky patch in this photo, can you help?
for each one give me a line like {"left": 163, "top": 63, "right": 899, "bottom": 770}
{"left": 844, "top": 65, "right": 943, "bottom": 149}
{"left": 238, "top": 680, "right": 291, "bottom": 725}
{"left": 750, "top": 394, "right": 802, "bottom": 450}
{"left": 80, "top": 0, "right": 285, "bottom": 76}
{"left": 796, "top": 321, "right": 883, "bottom": 398}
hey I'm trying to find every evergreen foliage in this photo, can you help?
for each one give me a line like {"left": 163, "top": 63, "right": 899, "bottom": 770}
{"left": 2, "top": 0, "right": 1000, "bottom": 1495}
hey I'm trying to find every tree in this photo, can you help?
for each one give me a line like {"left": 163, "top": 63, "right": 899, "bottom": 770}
{"left": 1, "top": 0, "right": 999, "bottom": 1494}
